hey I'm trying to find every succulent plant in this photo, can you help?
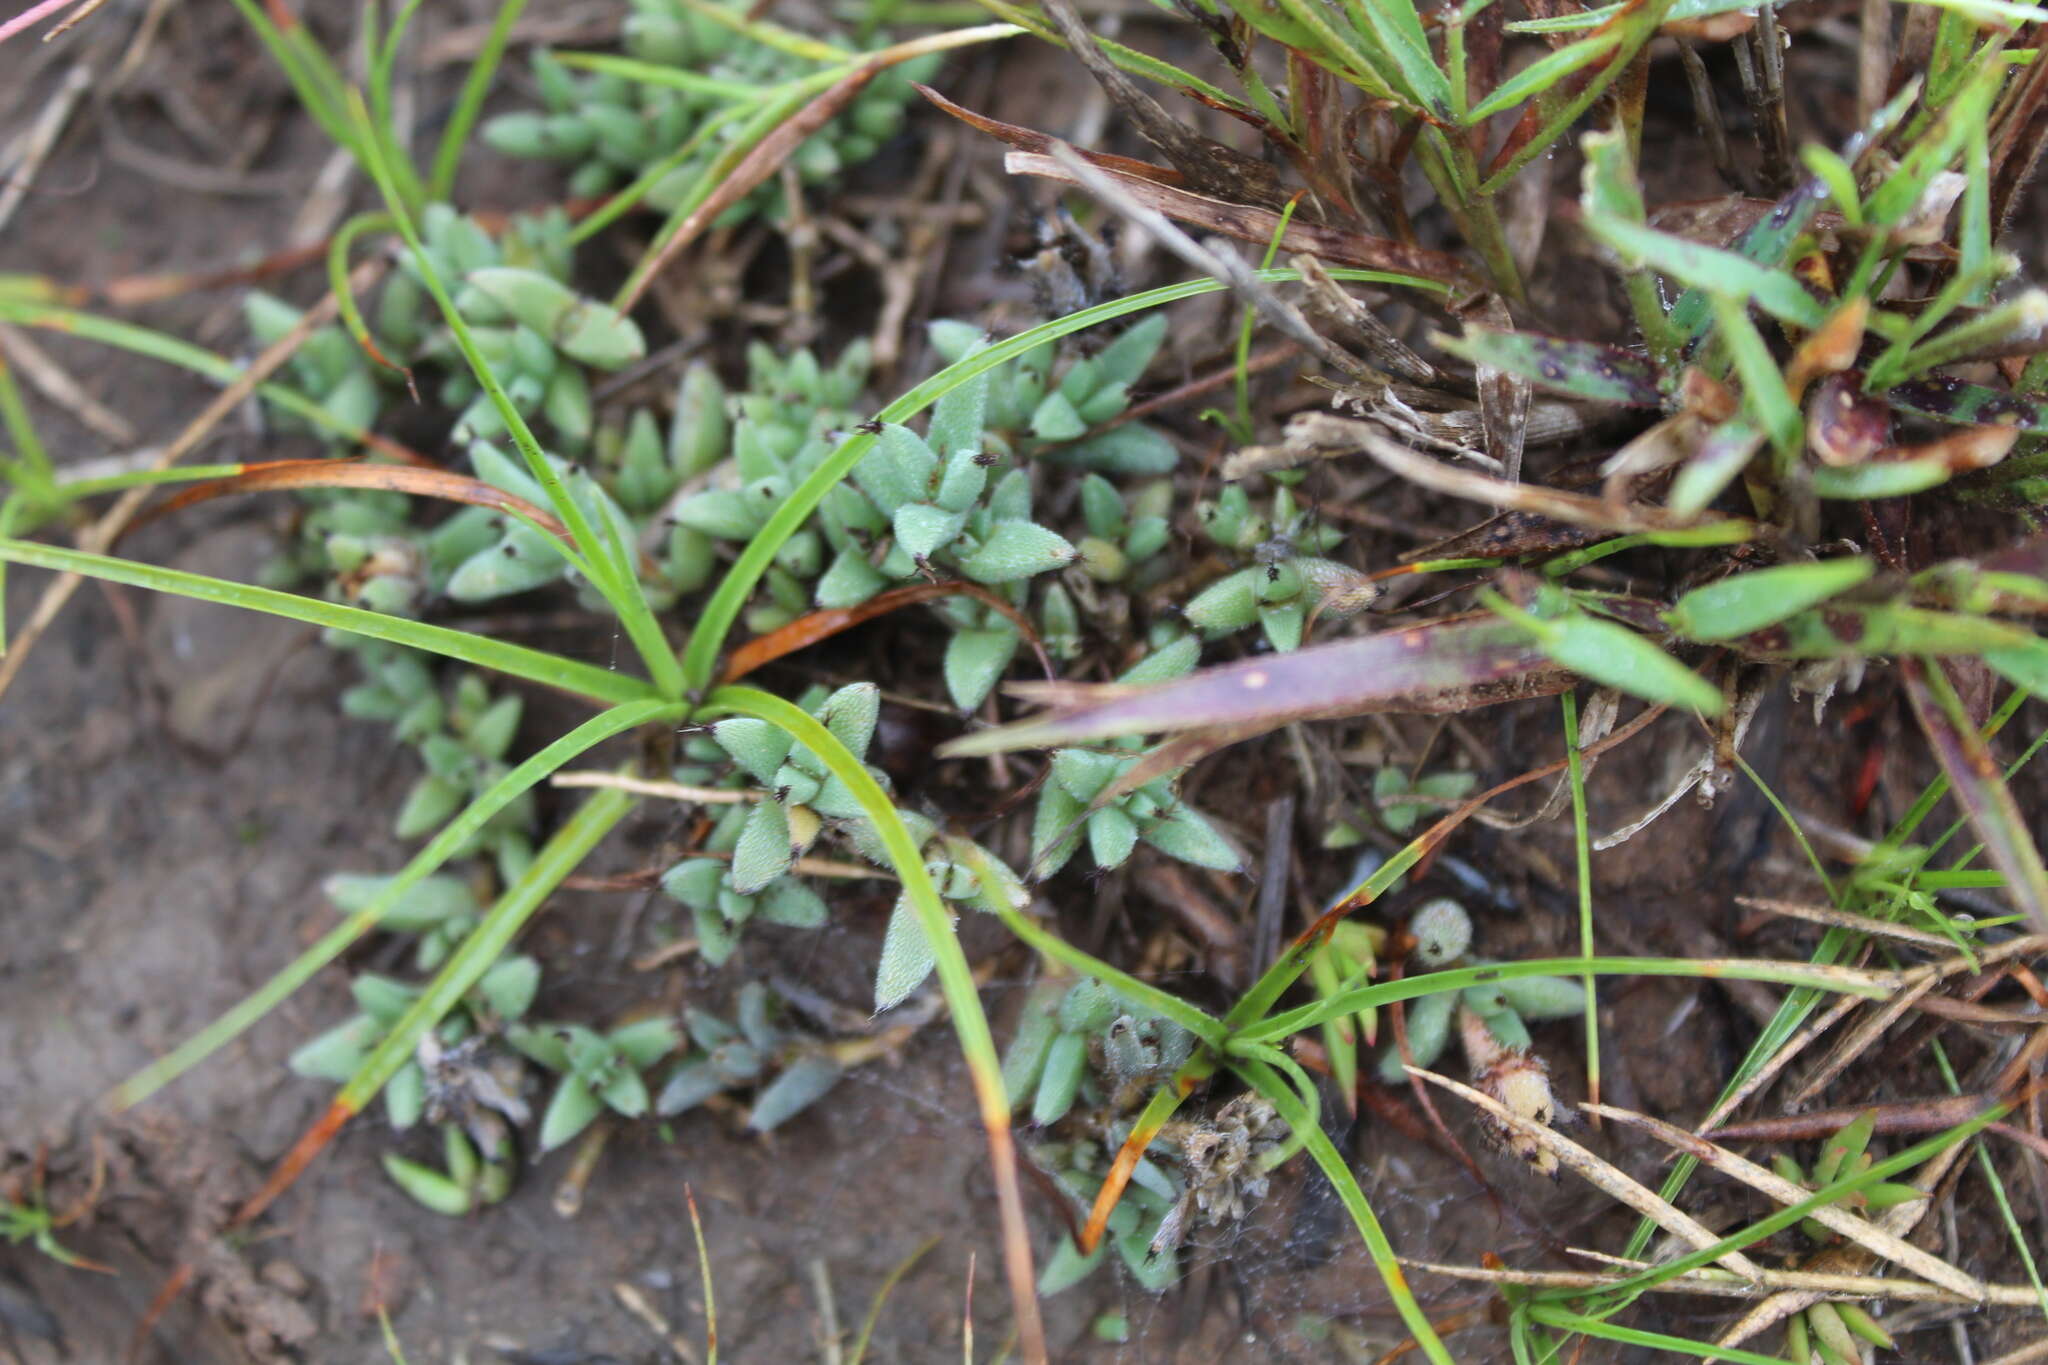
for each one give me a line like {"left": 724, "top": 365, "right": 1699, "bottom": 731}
{"left": 508, "top": 1014, "right": 683, "bottom": 1151}
{"left": 932, "top": 315, "right": 1181, "bottom": 475}
{"left": 439, "top": 437, "right": 656, "bottom": 608}
{"left": 336, "top": 652, "right": 537, "bottom": 882}
{"left": 1770, "top": 1112, "right": 1917, "bottom": 1363}
{"left": 1325, "top": 765, "right": 1481, "bottom": 847}
{"left": 1185, "top": 480, "right": 1377, "bottom": 651}
{"left": 658, "top": 682, "right": 881, "bottom": 963}
{"left": 379, "top": 1118, "right": 514, "bottom": 1218}
{"left": 1028, "top": 637, "right": 1240, "bottom": 878}
{"left": 1001, "top": 977, "right": 1197, "bottom": 1128}
{"left": 287, "top": 954, "right": 541, "bottom": 1131}
{"left": 1371, "top": 899, "right": 1587, "bottom": 1091}
{"left": 244, "top": 290, "right": 384, "bottom": 444}
{"left": 377, "top": 204, "right": 644, "bottom": 452}
{"left": 675, "top": 331, "right": 1083, "bottom": 708}
{"left": 1070, "top": 474, "right": 1175, "bottom": 588}
{"left": 1032, "top": 1131, "right": 1184, "bottom": 1294}
{"left": 654, "top": 981, "right": 844, "bottom": 1133}
{"left": 1010, "top": 975, "right": 1285, "bottom": 1298}
{"left": 481, "top": 3, "right": 935, "bottom": 221}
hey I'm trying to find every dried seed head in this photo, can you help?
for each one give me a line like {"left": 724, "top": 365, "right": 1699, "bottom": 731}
{"left": 1458, "top": 1005, "right": 1560, "bottom": 1177}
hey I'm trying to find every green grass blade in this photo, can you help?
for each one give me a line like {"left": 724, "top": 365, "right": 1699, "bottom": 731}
{"left": 1575, "top": 1099, "right": 2006, "bottom": 1306}
{"left": 1466, "top": 31, "right": 1620, "bottom": 124}
{"left": 325, "top": 210, "right": 399, "bottom": 365}
{"left": 0, "top": 350, "right": 53, "bottom": 496}
{"left": 1708, "top": 293, "right": 1802, "bottom": 462}
{"left": 1346, "top": 0, "right": 1456, "bottom": 115}
{"left": 110, "top": 699, "right": 681, "bottom": 1108}
{"left": 1900, "top": 656, "right": 2048, "bottom": 936}
{"left": 700, "top": 684, "right": 1045, "bottom": 1346}
{"left": 349, "top": 93, "right": 685, "bottom": 701}
{"left": 0, "top": 299, "right": 393, "bottom": 450}
{"left": 429, "top": 0, "right": 531, "bottom": 201}
{"left": 1521, "top": 1309, "right": 1796, "bottom": 1365}
{"left": 1479, "top": 0, "right": 1675, "bottom": 194}
{"left": 552, "top": 50, "right": 772, "bottom": 100}
{"left": 1240, "top": 956, "right": 1892, "bottom": 1044}
{"left": 0, "top": 537, "right": 656, "bottom": 704}
{"left": 1560, "top": 693, "right": 1600, "bottom": 1113}
{"left": 1583, "top": 217, "right": 1828, "bottom": 332}
{"left": 966, "top": 0, "right": 1257, "bottom": 112}
{"left": 221, "top": 0, "right": 360, "bottom": 156}
{"left": 676, "top": 266, "right": 1442, "bottom": 693}
{"left": 1232, "top": 1053, "right": 1452, "bottom": 1364}
{"left": 975, "top": 875, "right": 1227, "bottom": 1045}
{"left": 340, "top": 780, "right": 636, "bottom": 1110}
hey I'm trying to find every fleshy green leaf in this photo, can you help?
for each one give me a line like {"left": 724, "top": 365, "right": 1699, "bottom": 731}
{"left": 730, "top": 797, "right": 795, "bottom": 894}
{"left": 874, "top": 894, "right": 940, "bottom": 1010}
{"left": 957, "top": 521, "right": 1077, "bottom": 584}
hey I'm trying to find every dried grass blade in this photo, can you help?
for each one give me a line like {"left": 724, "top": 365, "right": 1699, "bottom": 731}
{"left": 939, "top": 614, "right": 1558, "bottom": 756}
{"left": 1584, "top": 1104, "right": 1986, "bottom": 1300}
{"left": 128, "top": 458, "right": 570, "bottom": 545}
{"left": 998, "top": 151, "right": 1477, "bottom": 288}
{"left": 1734, "top": 896, "right": 1956, "bottom": 949}
{"left": 1407, "top": 1067, "right": 1765, "bottom": 1281}
{"left": 1354, "top": 425, "right": 1749, "bottom": 535}
{"left": 1900, "top": 656, "right": 2048, "bottom": 936}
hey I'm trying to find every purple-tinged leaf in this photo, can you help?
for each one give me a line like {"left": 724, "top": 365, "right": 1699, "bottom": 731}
{"left": 1886, "top": 377, "right": 2048, "bottom": 435}
{"left": 938, "top": 616, "right": 1563, "bottom": 756}
{"left": 1898, "top": 655, "right": 2048, "bottom": 937}
{"left": 1808, "top": 375, "right": 1893, "bottom": 466}
{"left": 1439, "top": 326, "right": 1665, "bottom": 406}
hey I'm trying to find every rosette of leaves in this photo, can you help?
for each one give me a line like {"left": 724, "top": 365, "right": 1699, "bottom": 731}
{"left": 379, "top": 205, "right": 643, "bottom": 451}
{"left": 439, "top": 437, "right": 654, "bottom": 609}
{"left": 657, "top": 683, "right": 880, "bottom": 964}
{"left": 379, "top": 1118, "right": 515, "bottom": 1219}
{"left": 1371, "top": 898, "right": 1586, "bottom": 1083}
{"left": 244, "top": 290, "right": 383, "bottom": 444}
{"left": 1070, "top": 474, "right": 1174, "bottom": 588}
{"left": 1324, "top": 764, "right": 1480, "bottom": 848}
{"left": 654, "top": 982, "right": 844, "bottom": 1133}
{"left": 1001, "top": 978, "right": 1196, "bottom": 1128}
{"left": 1029, "top": 637, "right": 1240, "bottom": 878}
{"left": 1185, "top": 480, "right": 1376, "bottom": 651}
{"left": 676, "top": 334, "right": 1081, "bottom": 707}
{"left": 287, "top": 955, "right": 541, "bottom": 1132}
{"left": 481, "top": 9, "right": 935, "bottom": 221}
{"left": 1031, "top": 1131, "right": 1184, "bottom": 1294}
{"left": 1768, "top": 1112, "right": 1916, "bottom": 1364}
{"left": 1303, "top": 920, "right": 1384, "bottom": 1106}
{"left": 666, "top": 339, "right": 876, "bottom": 632}
{"left": 930, "top": 316, "right": 1180, "bottom": 475}
{"left": 507, "top": 1014, "right": 682, "bottom": 1152}
{"left": 338, "top": 651, "right": 536, "bottom": 884}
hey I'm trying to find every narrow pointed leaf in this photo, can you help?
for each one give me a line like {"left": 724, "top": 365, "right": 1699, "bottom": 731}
{"left": 1898, "top": 656, "right": 2048, "bottom": 936}
{"left": 1439, "top": 327, "right": 1664, "bottom": 405}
